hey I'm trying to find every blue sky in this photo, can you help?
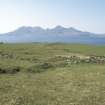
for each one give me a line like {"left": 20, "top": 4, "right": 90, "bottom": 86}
{"left": 0, "top": 0, "right": 105, "bottom": 33}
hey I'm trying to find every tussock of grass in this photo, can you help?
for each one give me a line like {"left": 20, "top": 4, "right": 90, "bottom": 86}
{"left": 0, "top": 66, "right": 20, "bottom": 74}
{"left": 27, "top": 62, "right": 54, "bottom": 73}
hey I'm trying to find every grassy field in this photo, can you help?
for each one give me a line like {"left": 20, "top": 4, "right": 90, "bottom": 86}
{"left": 0, "top": 43, "right": 105, "bottom": 105}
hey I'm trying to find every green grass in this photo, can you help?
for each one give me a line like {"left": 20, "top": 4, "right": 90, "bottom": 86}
{"left": 0, "top": 43, "right": 105, "bottom": 105}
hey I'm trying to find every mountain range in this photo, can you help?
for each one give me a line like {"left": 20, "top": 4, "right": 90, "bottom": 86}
{"left": 0, "top": 26, "right": 105, "bottom": 44}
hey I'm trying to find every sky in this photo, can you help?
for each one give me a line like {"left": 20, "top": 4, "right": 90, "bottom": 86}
{"left": 0, "top": 0, "right": 105, "bottom": 34}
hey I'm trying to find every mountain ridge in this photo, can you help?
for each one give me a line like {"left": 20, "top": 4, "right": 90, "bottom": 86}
{"left": 0, "top": 26, "right": 105, "bottom": 44}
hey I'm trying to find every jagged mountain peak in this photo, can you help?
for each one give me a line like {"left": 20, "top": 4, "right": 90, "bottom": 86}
{"left": 54, "top": 25, "right": 66, "bottom": 29}
{"left": 17, "top": 26, "right": 44, "bottom": 31}
{"left": 69, "top": 27, "right": 81, "bottom": 32}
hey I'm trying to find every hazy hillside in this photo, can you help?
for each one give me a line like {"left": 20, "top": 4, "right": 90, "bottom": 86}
{"left": 0, "top": 26, "right": 105, "bottom": 44}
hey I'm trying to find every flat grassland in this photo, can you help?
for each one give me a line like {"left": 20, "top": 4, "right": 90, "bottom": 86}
{"left": 0, "top": 43, "right": 105, "bottom": 105}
